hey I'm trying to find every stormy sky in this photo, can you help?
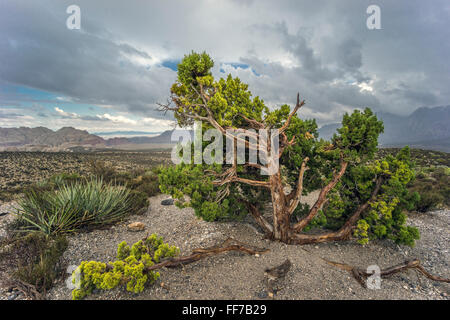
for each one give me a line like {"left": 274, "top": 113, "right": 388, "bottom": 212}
{"left": 0, "top": 0, "right": 449, "bottom": 133}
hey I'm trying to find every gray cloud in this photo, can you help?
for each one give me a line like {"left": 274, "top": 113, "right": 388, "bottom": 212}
{"left": 0, "top": 110, "right": 23, "bottom": 119}
{"left": 0, "top": 1, "right": 176, "bottom": 120}
{"left": 0, "top": 0, "right": 449, "bottom": 128}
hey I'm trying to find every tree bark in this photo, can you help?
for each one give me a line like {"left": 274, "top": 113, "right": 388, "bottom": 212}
{"left": 270, "top": 173, "right": 290, "bottom": 243}
{"left": 240, "top": 200, "right": 274, "bottom": 236}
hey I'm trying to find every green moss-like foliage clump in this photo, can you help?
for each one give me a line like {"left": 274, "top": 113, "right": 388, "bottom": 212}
{"left": 71, "top": 234, "right": 179, "bottom": 300}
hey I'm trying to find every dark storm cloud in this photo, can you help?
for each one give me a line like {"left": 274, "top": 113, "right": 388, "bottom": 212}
{"left": 0, "top": 1, "right": 176, "bottom": 120}
{"left": 0, "top": 110, "right": 23, "bottom": 119}
{"left": 0, "top": 0, "right": 448, "bottom": 127}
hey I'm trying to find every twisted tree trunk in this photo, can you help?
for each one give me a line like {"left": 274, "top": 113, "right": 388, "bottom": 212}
{"left": 270, "top": 173, "right": 290, "bottom": 243}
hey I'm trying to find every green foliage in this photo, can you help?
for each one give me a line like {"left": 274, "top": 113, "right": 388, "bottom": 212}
{"left": 89, "top": 160, "right": 159, "bottom": 199}
{"left": 376, "top": 148, "right": 449, "bottom": 211}
{"left": 354, "top": 220, "right": 370, "bottom": 245}
{"left": 317, "top": 146, "right": 420, "bottom": 246}
{"left": 158, "top": 162, "right": 248, "bottom": 221}
{"left": 71, "top": 234, "right": 179, "bottom": 300}
{"left": 177, "top": 51, "right": 214, "bottom": 88}
{"left": 333, "top": 108, "right": 384, "bottom": 162}
{"left": 15, "top": 178, "right": 136, "bottom": 235}
{"left": 171, "top": 52, "right": 267, "bottom": 128}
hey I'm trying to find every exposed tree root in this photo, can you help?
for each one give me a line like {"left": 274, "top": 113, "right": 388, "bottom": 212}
{"left": 323, "top": 258, "right": 450, "bottom": 288}
{"left": 143, "top": 237, "right": 270, "bottom": 272}
{"left": 4, "top": 278, "right": 43, "bottom": 300}
{"left": 264, "top": 259, "right": 292, "bottom": 297}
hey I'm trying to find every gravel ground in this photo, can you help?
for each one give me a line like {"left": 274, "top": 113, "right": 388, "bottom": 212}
{"left": 1, "top": 195, "right": 449, "bottom": 300}
{"left": 0, "top": 201, "right": 17, "bottom": 239}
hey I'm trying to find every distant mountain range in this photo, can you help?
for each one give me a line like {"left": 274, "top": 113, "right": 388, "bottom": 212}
{"left": 0, "top": 126, "right": 191, "bottom": 151}
{"left": 92, "top": 131, "right": 161, "bottom": 137}
{"left": 104, "top": 129, "right": 192, "bottom": 147}
{"left": 318, "top": 105, "right": 450, "bottom": 152}
{"left": 0, "top": 105, "right": 449, "bottom": 152}
{"left": 0, "top": 126, "right": 104, "bottom": 151}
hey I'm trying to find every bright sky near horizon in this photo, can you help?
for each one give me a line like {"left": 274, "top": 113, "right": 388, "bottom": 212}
{"left": 0, "top": 0, "right": 449, "bottom": 133}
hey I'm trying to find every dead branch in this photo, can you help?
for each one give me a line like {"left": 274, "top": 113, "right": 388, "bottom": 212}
{"left": 288, "top": 176, "right": 383, "bottom": 244}
{"left": 286, "top": 157, "right": 309, "bottom": 215}
{"left": 293, "top": 159, "right": 348, "bottom": 232}
{"left": 239, "top": 199, "right": 274, "bottom": 235}
{"left": 238, "top": 113, "right": 265, "bottom": 129}
{"left": 264, "top": 259, "right": 292, "bottom": 297}
{"left": 144, "top": 238, "right": 269, "bottom": 272}
{"left": 279, "top": 93, "right": 305, "bottom": 134}
{"left": 324, "top": 258, "right": 450, "bottom": 288}
{"left": 4, "top": 278, "right": 43, "bottom": 300}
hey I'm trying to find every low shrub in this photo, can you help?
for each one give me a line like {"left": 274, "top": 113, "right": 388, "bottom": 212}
{"left": 89, "top": 160, "right": 116, "bottom": 181}
{"left": 0, "top": 233, "right": 68, "bottom": 294}
{"left": 408, "top": 165, "right": 449, "bottom": 212}
{"left": 89, "top": 160, "right": 161, "bottom": 198}
{"left": 71, "top": 234, "right": 179, "bottom": 300}
{"left": 15, "top": 178, "right": 137, "bottom": 235}
{"left": 415, "top": 190, "right": 445, "bottom": 212}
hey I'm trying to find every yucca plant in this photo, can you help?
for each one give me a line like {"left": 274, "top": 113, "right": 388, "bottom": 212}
{"left": 15, "top": 178, "right": 136, "bottom": 236}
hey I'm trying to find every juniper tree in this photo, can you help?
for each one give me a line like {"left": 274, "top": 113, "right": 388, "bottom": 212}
{"left": 159, "top": 51, "right": 419, "bottom": 246}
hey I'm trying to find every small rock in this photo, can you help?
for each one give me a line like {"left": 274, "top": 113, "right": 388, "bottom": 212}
{"left": 255, "top": 254, "right": 260, "bottom": 257}
{"left": 127, "top": 222, "right": 146, "bottom": 232}
{"left": 7, "top": 293, "right": 17, "bottom": 300}
{"left": 161, "top": 199, "right": 174, "bottom": 206}
{"left": 256, "top": 291, "right": 268, "bottom": 299}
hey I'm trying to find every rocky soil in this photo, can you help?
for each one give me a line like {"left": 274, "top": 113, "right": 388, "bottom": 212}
{"left": 1, "top": 193, "right": 447, "bottom": 300}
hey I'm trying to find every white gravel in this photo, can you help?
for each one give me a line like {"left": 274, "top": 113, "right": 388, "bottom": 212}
{"left": 1, "top": 195, "right": 449, "bottom": 300}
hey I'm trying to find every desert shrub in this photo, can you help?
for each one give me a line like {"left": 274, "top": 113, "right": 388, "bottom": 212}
{"left": 89, "top": 160, "right": 117, "bottom": 181}
{"left": 408, "top": 165, "right": 449, "bottom": 212}
{"left": 15, "top": 178, "right": 136, "bottom": 235}
{"left": 415, "top": 191, "right": 444, "bottom": 212}
{"left": 71, "top": 234, "right": 179, "bottom": 300}
{"left": 0, "top": 190, "right": 15, "bottom": 203}
{"left": 127, "top": 171, "right": 161, "bottom": 198}
{"left": 0, "top": 233, "right": 68, "bottom": 294}
{"left": 158, "top": 163, "right": 248, "bottom": 222}
{"left": 89, "top": 160, "right": 161, "bottom": 198}
{"left": 48, "top": 172, "right": 83, "bottom": 187}
{"left": 128, "top": 190, "right": 149, "bottom": 215}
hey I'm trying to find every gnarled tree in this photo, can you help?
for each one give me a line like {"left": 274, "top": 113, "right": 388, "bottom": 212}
{"left": 159, "top": 51, "right": 420, "bottom": 246}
